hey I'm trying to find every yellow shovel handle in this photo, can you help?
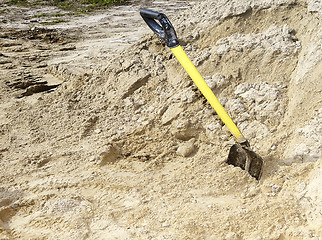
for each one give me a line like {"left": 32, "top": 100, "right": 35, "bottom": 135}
{"left": 171, "top": 45, "right": 246, "bottom": 143}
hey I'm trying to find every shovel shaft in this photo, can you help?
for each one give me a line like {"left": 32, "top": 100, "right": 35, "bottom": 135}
{"left": 171, "top": 45, "right": 246, "bottom": 143}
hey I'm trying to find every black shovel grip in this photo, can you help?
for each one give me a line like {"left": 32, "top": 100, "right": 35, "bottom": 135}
{"left": 140, "top": 9, "right": 179, "bottom": 48}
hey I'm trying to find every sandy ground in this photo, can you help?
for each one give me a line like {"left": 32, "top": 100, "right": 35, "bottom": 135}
{"left": 0, "top": 0, "right": 321, "bottom": 239}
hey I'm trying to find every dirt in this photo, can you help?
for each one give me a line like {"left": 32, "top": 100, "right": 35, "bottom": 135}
{"left": 0, "top": 0, "right": 321, "bottom": 239}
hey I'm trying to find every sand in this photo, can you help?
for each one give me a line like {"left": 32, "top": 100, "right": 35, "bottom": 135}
{"left": 0, "top": 0, "right": 321, "bottom": 239}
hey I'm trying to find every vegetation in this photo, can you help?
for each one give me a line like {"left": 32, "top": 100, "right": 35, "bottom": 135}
{"left": 8, "top": 0, "right": 127, "bottom": 12}
{"left": 81, "top": 0, "right": 125, "bottom": 6}
{"left": 40, "top": 18, "right": 66, "bottom": 25}
{"left": 31, "top": 13, "right": 67, "bottom": 18}
{"left": 8, "top": 0, "right": 127, "bottom": 25}
{"left": 9, "top": 0, "right": 28, "bottom": 6}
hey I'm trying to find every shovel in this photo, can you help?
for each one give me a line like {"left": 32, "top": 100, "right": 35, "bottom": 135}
{"left": 140, "top": 9, "right": 263, "bottom": 180}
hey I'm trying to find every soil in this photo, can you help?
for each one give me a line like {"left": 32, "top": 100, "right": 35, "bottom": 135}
{"left": 0, "top": 0, "right": 321, "bottom": 239}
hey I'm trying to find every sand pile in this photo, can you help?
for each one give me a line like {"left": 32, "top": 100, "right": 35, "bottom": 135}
{"left": 0, "top": 0, "right": 321, "bottom": 239}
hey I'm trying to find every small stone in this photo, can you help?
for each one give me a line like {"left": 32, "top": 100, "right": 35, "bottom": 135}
{"left": 212, "top": 73, "right": 226, "bottom": 88}
{"left": 161, "top": 103, "right": 183, "bottom": 125}
{"left": 296, "top": 182, "right": 306, "bottom": 192}
{"left": 204, "top": 75, "right": 216, "bottom": 90}
{"left": 176, "top": 139, "right": 196, "bottom": 157}
{"left": 94, "top": 129, "right": 102, "bottom": 134}
{"left": 162, "top": 221, "right": 170, "bottom": 227}
{"left": 172, "top": 119, "right": 197, "bottom": 140}
{"left": 206, "top": 122, "right": 221, "bottom": 131}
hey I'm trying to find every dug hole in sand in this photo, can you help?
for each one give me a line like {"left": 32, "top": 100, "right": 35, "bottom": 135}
{"left": 0, "top": 0, "right": 321, "bottom": 239}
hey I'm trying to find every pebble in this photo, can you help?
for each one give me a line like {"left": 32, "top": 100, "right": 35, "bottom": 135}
{"left": 161, "top": 103, "right": 183, "bottom": 125}
{"left": 176, "top": 139, "right": 196, "bottom": 157}
{"left": 94, "top": 129, "right": 101, "bottom": 134}
{"left": 162, "top": 221, "right": 170, "bottom": 227}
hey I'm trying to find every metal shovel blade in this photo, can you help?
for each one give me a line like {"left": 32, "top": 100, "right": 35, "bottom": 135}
{"left": 226, "top": 143, "right": 263, "bottom": 180}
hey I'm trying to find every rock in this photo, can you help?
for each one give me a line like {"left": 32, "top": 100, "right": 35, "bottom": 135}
{"left": 239, "top": 120, "right": 269, "bottom": 140}
{"left": 204, "top": 73, "right": 226, "bottom": 91}
{"left": 170, "top": 88, "right": 196, "bottom": 103}
{"left": 225, "top": 98, "right": 246, "bottom": 114}
{"left": 212, "top": 73, "right": 226, "bottom": 88}
{"left": 161, "top": 103, "right": 183, "bottom": 125}
{"left": 308, "top": 0, "right": 322, "bottom": 14}
{"left": 234, "top": 82, "right": 279, "bottom": 103}
{"left": 118, "top": 70, "right": 151, "bottom": 99}
{"left": 205, "top": 121, "right": 221, "bottom": 140}
{"left": 162, "top": 221, "right": 171, "bottom": 227}
{"left": 271, "top": 145, "right": 277, "bottom": 151}
{"left": 176, "top": 139, "right": 196, "bottom": 157}
{"left": 171, "top": 119, "right": 198, "bottom": 140}
{"left": 44, "top": 198, "right": 81, "bottom": 214}
{"left": 94, "top": 129, "right": 101, "bottom": 134}
{"left": 204, "top": 75, "right": 216, "bottom": 91}
{"left": 213, "top": 25, "right": 300, "bottom": 55}
{"left": 234, "top": 82, "right": 286, "bottom": 126}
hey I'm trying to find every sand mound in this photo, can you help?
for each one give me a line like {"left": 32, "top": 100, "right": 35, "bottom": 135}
{"left": 0, "top": 0, "right": 321, "bottom": 239}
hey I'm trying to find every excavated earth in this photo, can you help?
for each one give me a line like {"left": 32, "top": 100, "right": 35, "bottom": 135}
{"left": 0, "top": 0, "right": 321, "bottom": 239}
